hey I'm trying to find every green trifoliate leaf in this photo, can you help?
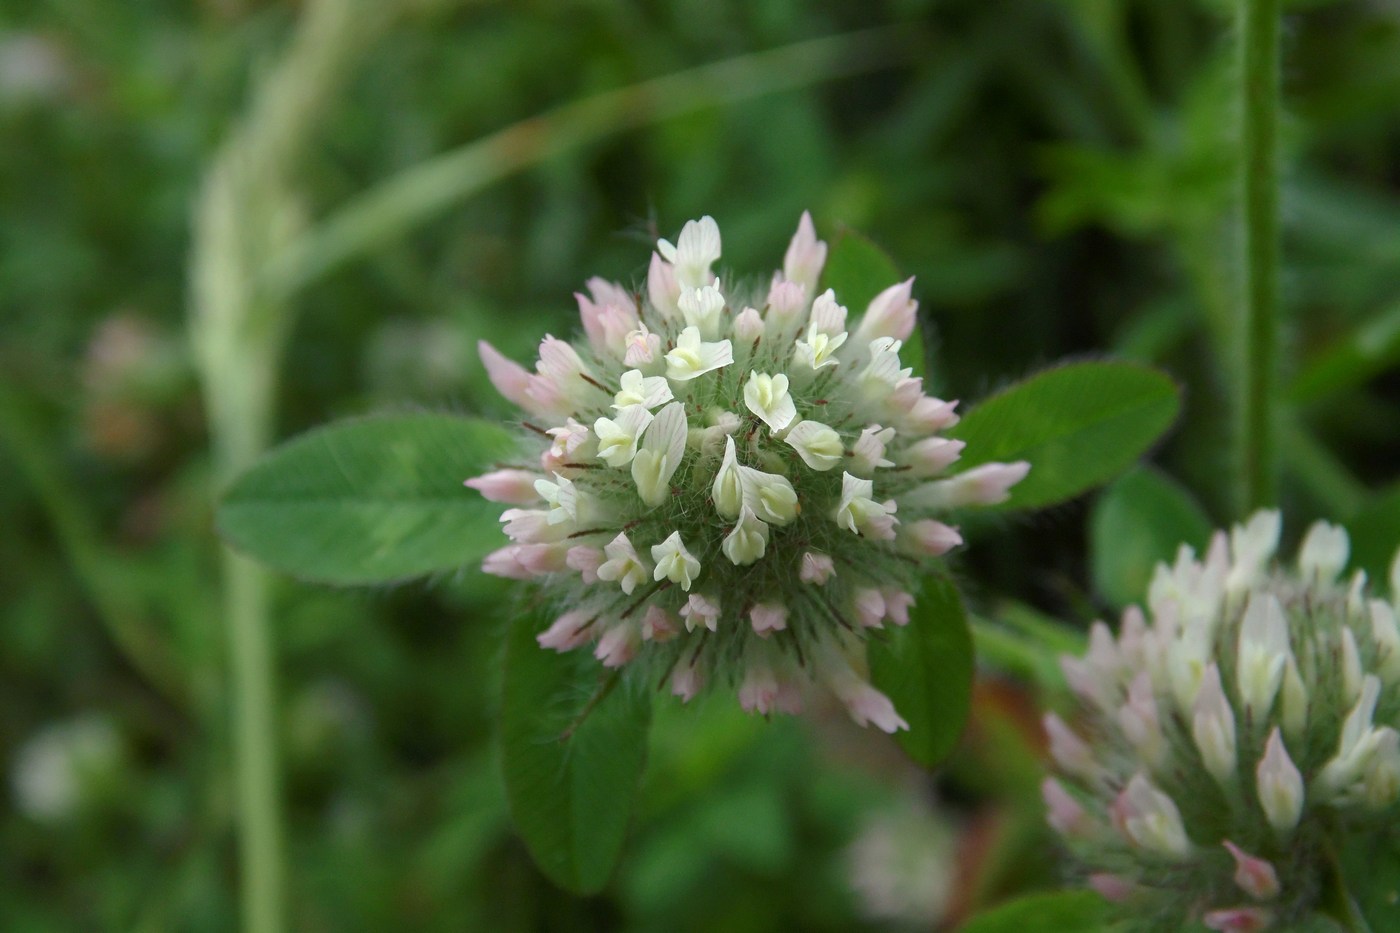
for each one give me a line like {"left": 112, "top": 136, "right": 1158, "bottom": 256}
{"left": 867, "top": 574, "right": 973, "bottom": 768}
{"left": 217, "top": 413, "right": 515, "bottom": 585}
{"left": 500, "top": 608, "right": 651, "bottom": 894}
{"left": 948, "top": 361, "right": 1180, "bottom": 510}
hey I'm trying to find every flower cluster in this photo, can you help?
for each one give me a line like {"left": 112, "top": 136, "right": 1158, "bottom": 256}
{"left": 1043, "top": 511, "right": 1400, "bottom": 931}
{"left": 468, "top": 214, "right": 1027, "bottom": 730}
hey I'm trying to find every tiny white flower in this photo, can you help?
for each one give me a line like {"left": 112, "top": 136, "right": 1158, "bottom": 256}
{"left": 1236, "top": 593, "right": 1290, "bottom": 715}
{"left": 665, "top": 326, "right": 733, "bottom": 382}
{"left": 1118, "top": 774, "right": 1191, "bottom": 859}
{"left": 722, "top": 505, "right": 769, "bottom": 566}
{"left": 743, "top": 371, "right": 797, "bottom": 433}
{"left": 1227, "top": 510, "right": 1282, "bottom": 595}
{"left": 632, "top": 401, "right": 688, "bottom": 506}
{"left": 596, "top": 532, "right": 650, "bottom": 595}
{"left": 1299, "top": 521, "right": 1349, "bottom": 585}
{"left": 613, "top": 369, "right": 673, "bottom": 410}
{"left": 793, "top": 320, "right": 848, "bottom": 371}
{"left": 850, "top": 424, "right": 896, "bottom": 475}
{"left": 594, "top": 405, "right": 655, "bottom": 468}
{"left": 533, "top": 473, "right": 582, "bottom": 525}
{"left": 680, "top": 593, "right": 721, "bottom": 632}
{"left": 651, "top": 531, "right": 701, "bottom": 591}
{"left": 800, "top": 551, "right": 835, "bottom": 585}
{"left": 834, "top": 472, "right": 897, "bottom": 538}
{"left": 712, "top": 435, "right": 745, "bottom": 519}
{"left": 1192, "top": 663, "right": 1237, "bottom": 784}
{"left": 623, "top": 321, "right": 663, "bottom": 366}
{"left": 657, "top": 215, "right": 722, "bottom": 290}
{"left": 784, "top": 419, "right": 843, "bottom": 471}
{"left": 808, "top": 289, "right": 848, "bottom": 337}
{"left": 739, "top": 466, "right": 800, "bottom": 526}
{"left": 1257, "top": 728, "right": 1304, "bottom": 832}
{"left": 859, "top": 337, "right": 912, "bottom": 395}
{"left": 678, "top": 284, "right": 726, "bottom": 340}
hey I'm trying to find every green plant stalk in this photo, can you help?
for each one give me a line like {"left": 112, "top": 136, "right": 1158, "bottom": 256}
{"left": 1235, "top": 0, "right": 1282, "bottom": 514}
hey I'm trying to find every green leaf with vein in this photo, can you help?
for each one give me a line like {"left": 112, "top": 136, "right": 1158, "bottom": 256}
{"left": 948, "top": 361, "right": 1180, "bottom": 510}
{"left": 501, "top": 609, "right": 651, "bottom": 894}
{"left": 867, "top": 574, "right": 972, "bottom": 767}
{"left": 821, "top": 229, "right": 926, "bottom": 379}
{"left": 217, "top": 413, "right": 516, "bottom": 585}
{"left": 1090, "top": 466, "right": 1213, "bottom": 609}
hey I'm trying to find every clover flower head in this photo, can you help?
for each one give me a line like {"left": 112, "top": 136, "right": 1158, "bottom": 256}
{"left": 1044, "top": 510, "right": 1400, "bottom": 930}
{"left": 469, "top": 213, "right": 1027, "bottom": 728}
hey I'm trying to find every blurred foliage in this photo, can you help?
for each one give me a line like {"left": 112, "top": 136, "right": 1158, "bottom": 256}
{"left": 2, "top": 0, "right": 1398, "bottom": 929}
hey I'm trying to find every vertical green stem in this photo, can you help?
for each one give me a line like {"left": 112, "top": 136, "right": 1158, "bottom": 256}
{"left": 1235, "top": 0, "right": 1283, "bottom": 514}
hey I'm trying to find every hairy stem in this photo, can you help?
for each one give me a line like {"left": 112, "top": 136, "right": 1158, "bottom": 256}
{"left": 1235, "top": 0, "right": 1283, "bottom": 514}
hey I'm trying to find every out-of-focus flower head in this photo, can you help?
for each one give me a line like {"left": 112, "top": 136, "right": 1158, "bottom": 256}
{"left": 1044, "top": 510, "right": 1400, "bottom": 930}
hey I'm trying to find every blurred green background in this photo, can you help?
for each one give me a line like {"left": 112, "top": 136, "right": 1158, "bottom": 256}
{"left": 3, "top": 0, "right": 1399, "bottom": 929}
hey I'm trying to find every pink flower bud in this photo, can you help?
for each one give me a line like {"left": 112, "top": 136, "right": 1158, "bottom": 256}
{"left": 749, "top": 602, "right": 788, "bottom": 636}
{"left": 1203, "top": 907, "right": 1273, "bottom": 932}
{"left": 952, "top": 461, "right": 1031, "bottom": 506}
{"left": 903, "top": 519, "right": 963, "bottom": 557}
{"left": 782, "top": 211, "right": 827, "bottom": 295}
{"left": 1087, "top": 873, "right": 1137, "bottom": 903}
{"left": 537, "top": 610, "right": 594, "bottom": 651}
{"left": 465, "top": 469, "right": 542, "bottom": 504}
{"left": 881, "top": 589, "right": 914, "bottom": 626}
{"left": 820, "top": 646, "right": 908, "bottom": 733}
{"left": 671, "top": 664, "right": 703, "bottom": 702}
{"left": 800, "top": 551, "right": 835, "bottom": 585}
{"left": 641, "top": 606, "right": 678, "bottom": 642}
{"left": 680, "top": 594, "right": 721, "bottom": 632}
{"left": 594, "top": 623, "right": 639, "bottom": 668}
{"left": 1044, "top": 713, "right": 1098, "bottom": 778}
{"left": 765, "top": 279, "right": 807, "bottom": 328}
{"left": 854, "top": 278, "right": 918, "bottom": 343}
{"left": 565, "top": 545, "right": 604, "bottom": 583}
{"left": 904, "top": 436, "right": 965, "bottom": 476}
{"left": 733, "top": 307, "right": 765, "bottom": 343}
{"left": 1042, "top": 777, "right": 1090, "bottom": 837}
{"left": 1222, "top": 841, "right": 1280, "bottom": 901}
{"left": 647, "top": 252, "right": 679, "bottom": 318}
{"left": 739, "top": 662, "right": 780, "bottom": 715}
{"left": 853, "top": 588, "right": 886, "bottom": 628}
{"left": 479, "top": 341, "right": 541, "bottom": 414}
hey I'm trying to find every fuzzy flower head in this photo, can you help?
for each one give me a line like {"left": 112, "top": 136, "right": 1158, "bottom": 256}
{"left": 1044, "top": 511, "right": 1400, "bottom": 930}
{"left": 470, "top": 214, "right": 1026, "bottom": 729}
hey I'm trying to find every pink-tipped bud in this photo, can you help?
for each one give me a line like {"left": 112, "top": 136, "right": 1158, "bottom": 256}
{"left": 904, "top": 436, "right": 965, "bottom": 476}
{"left": 1222, "top": 841, "right": 1281, "bottom": 901}
{"left": 1087, "top": 873, "right": 1137, "bottom": 903}
{"left": 800, "top": 551, "right": 835, "bottom": 585}
{"left": 739, "top": 663, "right": 780, "bottom": 715}
{"left": 854, "top": 277, "right": 918, "bottom": 343}
{"left": 952, "top": 461, "right": 1031, "bottom": 506}
{"left": 565, "top": 545, "right": 604, "bottom": 583}
{"left": 478, "top": 341, "right": 540, "bottom": 413}
{"left": 641, "top": 606, "right": 678, "bottom": 643}
{"left": 594, "top": 624, "right": 639, "bottom": 668}
{"left": 1042, "top": 777, "right": 1090, "bottom": 837}
{"left": 647, "top": 252, "right": 680, "bottom": 318}
{"left": 901, "top": 395, "right": 960, "bottom": 433}
{"left": 903, "top": 519, "right": 963, "bottom": 557}
{"left": 680, "top": 594, "right": 721, "bottom": 632}
{"left": 537, "top": 610, "right": 594, "bottom": 651}
{"left": 1044, "top": 713, "right": 1098, "bottom": 779}
{"left": 1203, "top": 907, "right": 1273, "bottom": 932}
{"left": 481, "top": 545, "right": 546, "bottom": 580}
{"left": 733, "top": 307, "right": 765, "bottom": 343}
{"left": 853, "top": 589, "right": 886, "bottom": 628}
{"left": 881, "top": 589, "right": 914, "bottom": 626}
{"left": 782, "top": 211, "right": 827, "bottom": 294}
{"left": 766, "top": 279, "right": 807, "bottom": 328}
{"left": 750, "top": 602, "right": 788, "bottom": 637}
{"left": 671, "top": 664, "right": 703, "bottom": 702}
{"left": 466, "top": 469, "right": 542, "bottom": 505}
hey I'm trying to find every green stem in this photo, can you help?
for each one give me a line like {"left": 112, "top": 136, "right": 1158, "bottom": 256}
{"left": 1235, "top": 0, "right": 1283, "bottom": 514}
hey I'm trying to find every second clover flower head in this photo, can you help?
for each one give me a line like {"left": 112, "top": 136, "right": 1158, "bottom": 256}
{"left": 469, "top": 213, "right": 1028, "bottom": 729}
{"left": 1043, "top": 510, "right": 1400, "bottom": 930}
